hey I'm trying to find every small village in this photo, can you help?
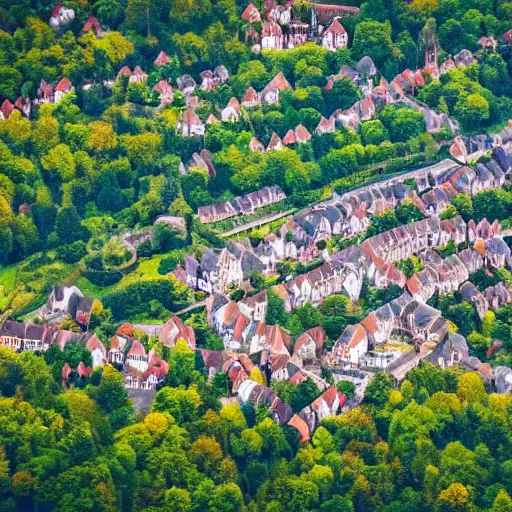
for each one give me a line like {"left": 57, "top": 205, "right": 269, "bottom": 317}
{"left": 2, "top": 0, "right": 512, "bottom": 510}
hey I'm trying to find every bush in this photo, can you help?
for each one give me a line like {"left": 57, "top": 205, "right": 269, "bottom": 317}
{"left": 56, "top": 241, "right": 87, "bottom": 264}
{"left": 83, "top": 269, "right": 123, "bottom": 287}
{"left": 102, "top": 278, "right": 188, "bottom": 320}
{"left": 158, "top": 250, "right": 186, "bottom": 275}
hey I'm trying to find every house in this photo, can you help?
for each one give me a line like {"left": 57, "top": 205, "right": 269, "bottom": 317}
{"left": 468, "top": 219, "right": 501, "bottom": 243}
{"left": 37, "top": 79, "right": 54, "bottom": 103}
{"left": 237, "top": 380, "right": 292, "bottom": 425}
{"left": 321, "top": 18, "right": 347, "bottom": 51}
{"left": 427, "top": 332, "right": 469, "bottom": 369}
{"left": 242, "top": 86, "right": 260, "bottom": 108}
{"left": 249, "top": 137, "right": 265, "bottom": 152}
{"left": 177, "top": 74, "right": 197, "bottom": 95}
{"left": 292, "top": 326, "right": 326, "bottom": 365}
{"left": 125, "top": 340, "right": 149, "bottom": 373}
{"left": 153, "top": 80, "right": 174, "bottom": 106}
{"left": 176, "top": 108, "right": 205, "bottom": 137}
{"left": 130, "top": 66, "right": 148, "bottom": 83}
{"left": 483, "top": 282, "right": 511, "bottom": 310}
{"left": 283, "top": 129, "right": 296, "bottom": 145}
{"left": 485, "top": 236, "right": 511, "bottom": 269}
{"left": 332, "top": 324, "right": 368, "bottom": 367}
{"left": 295, "top": 124, "right": 312, "bottom": 143}
{"left": 315, "top": 115, "right": 336, "bottom": 134}
{"left": 49, "top": 2, "right": 75, "bottom": 30}
{"left": 260, "top": 72, "right": 292, "bottom": 105}
{"left": 267, "top": 132, "right": 283, "bottom": 151}
{"left": 454, "top": 49, "right": 475, "bottom": 67}
{"left": 14, "top": 97, "right": 31, "bottom": 118}
{"left": 159, "top": 315, "right": 196, "bottom": 349}
{"left": 155, "top": 51, "right": 171, "bottom": 66}
{"left": 221, "top": 97, "right": 241, "bottom": 122}
{"left": 0, "top": 100, "right": 15, "bottom": 120}
{"left": 82, "top": 16, "right": 102, "bottom": 36}
{"left": 311, "top": 2, "right": 360, "bottom": 35}
{"left": 54, "top": 77, "right": 73, "bottom": 102}
{"left": 287, "top": 19, "right": 310, "bottom": 48}
{"left": 261, "top": 21, "right": 284, "bottom": 49}
{"left": 86, "top": 334, "right": 107, "bottom": 368}
{"left": 241, "top": 3, "right": 261, "bottom": 23}
{"left": 288, "top": 386, "right": 346, "bottom": 442}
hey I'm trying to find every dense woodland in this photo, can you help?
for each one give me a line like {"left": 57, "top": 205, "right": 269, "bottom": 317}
{"left": 2, "top": 345, "right": 512, "bottom": 512}
{"left": 2, "top": 0, "right": 512, "bottom": 510}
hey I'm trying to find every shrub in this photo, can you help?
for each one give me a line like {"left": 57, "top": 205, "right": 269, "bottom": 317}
{"left": 83, "top": 269, "right": 123, "bottom": 287}
{"left": 56, "top": 241, "right": 87, "bottom": 264}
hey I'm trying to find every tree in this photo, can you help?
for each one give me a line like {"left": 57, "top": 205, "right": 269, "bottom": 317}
{"left": 451, "top": 193, "right": 473, "bottom": 222}
{"left": 360, "top": 120, "right": 389, "bottom": 146}
{"left": 266, "top": 290, "right": 288, "bottom": 326}
{"left": 55, "top": 206, "right": 88, "bottom": 244}
{"left": 365, "top": 211, "right": 400, "bottom": 239}
{"left": 364, "top": 372, "right": 394, "bottom": 407}
{"left": 152, "top": 385, "right": 202, "bottom": 424}
{"left": 164, "top": 487, "right": 192, "bottom": 512}
{"left": 352, "top": 21, "right": 394, "bottom": 70}
{"left": 455, "top": 93, "right": 490, "bottom": 130}
{"left": 457, "top": 373, "right": 487, "bottom": 405}
{"left": 166, "top": 339, "right": 196, "bottom": 387}
{"left": 41, "top": 144, "right": 76, "bottom": 183}
{"left": 324, "top": 78, "right": 362, "bottom": 115}
{"left": 0, "top": 66, "right": 22, "bottom": 100}
{"left": 88, "top": 121, "right": 118, "bottom": 154}
{"left": 437, "top": 483, "right": 471, "bottom": 512}
{"left": 95, "top": 365, "right": 129, "bottom": 415}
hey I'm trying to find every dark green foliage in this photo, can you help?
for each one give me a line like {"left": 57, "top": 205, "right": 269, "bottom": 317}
{"left": 103, "top": 278, "right": 188, "bottom": 320}
{"left": 56, "top": 240, "right": 87, "bottom": 264}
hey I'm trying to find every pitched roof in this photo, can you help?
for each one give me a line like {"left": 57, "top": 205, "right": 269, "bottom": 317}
{"left": 179, "top": 108, "right": 203, "bottom": 126}
{"left": 86, "top": 333, "right": 106, "bottom": 354}
{"left": 325, "top": 18, "right": 346, "bottom": 35}
{"left": 55, "top": 77, "right": 72, "bottom": 92}
{"left": 241, "top": 2, "right": 261, "bottom": 22}
{"left": 242, "top": 86, "right": 259, "bottom": 104}
{"left": 128, "top": 339, "right": 147, "bottom": 358}
{"left": 82, "top": 16, "right": 101, "bottom": 34}
{"left": 295, "top": 124, "right": 312, "bottom": 143}
{"left": 0, "top": 99, "right": 14, "bottom": 118}
{"left": 155, "top": 51, "right": 171, "bottom": 66}
{"left": 283, "top": 129, "right": 296, "bottom": 145}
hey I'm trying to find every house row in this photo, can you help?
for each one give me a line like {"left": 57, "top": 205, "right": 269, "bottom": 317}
{"left": 0, "top": 320, "right": 90, "bottom": 353}
{"left": 242, "top": 1, "right": 356, "bottom": 52}
{"left": 0, "top": 77, "right": 74, "bottom": 121}
{"left": 197, "top": 185, "right": 286, "bottom": 224}
{"left": 329, "top": 292, "right": 448, "bottom": 368}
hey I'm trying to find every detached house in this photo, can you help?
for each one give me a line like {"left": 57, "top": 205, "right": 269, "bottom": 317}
{"left": 321, "top": 18, "right": 348, "bottom": 51}
{"left": 332, "top": 324, "right": 368, "bottom": 367}
{"left": 260, "top": 72, "right": 292, "bottom": 105}
{"left": 176, "top": 108, "right": 205, "bottom": 137}
{"left": 54, "top": 77, "right": 73, "bottom": 102}
{"left": 261, "top": 20, "right": 284, "bottom": 49}
{"left": 242, "top": 86, "right": 260, "bottom": 108}
{"left": 221, "top": 97, "right": 241, "bottom": 122}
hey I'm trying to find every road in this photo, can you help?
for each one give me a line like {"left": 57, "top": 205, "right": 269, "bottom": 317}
{"left": 219, "top": 209, "right": 294, "bottom": 238}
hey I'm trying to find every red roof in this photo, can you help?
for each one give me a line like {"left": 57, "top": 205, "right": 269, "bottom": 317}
{"left": 295, "top": 124, "right": 311, "bottom": 143}
{"left": 76, "top": 361, "right": 93, "bottom": 378}
{"left": 52, "top": 2, "right": 62, "bottom": 17}
{"left": 288, "top": 414, "right": 310, "bottom": 442}
{"left": 83, "top": 16, "right": 101, "bottom": 34}
{"left": 61, "top": 362, "right": 72, "bottom": 380}
{"left": 325, "top": 18, "right": 346, "bottom": 35}
{"left": 1, "top": 100, "right": 15, "bottom": 119}
{"left": 86, "top": 334, "right": 106, "bottom": 354}
{"left": 128, "top": 339, "right": 147, "bottom": 358}
{"left": 241, "top": 2, "right": 261, "bottom": 22}
{"left": 155, "top": 51, "right": 171, "bottom": 66}
{"left": 283, "top": 129, "right": 296, "bottom": 145}
{"left": 242, "top": 86, "right": 258, "bottom": 103}
{"left": 117, "top": 322, "right": 133, "bottom": 336}
{"left": 55, "top": 77, "right": 72, "bottom": 92}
